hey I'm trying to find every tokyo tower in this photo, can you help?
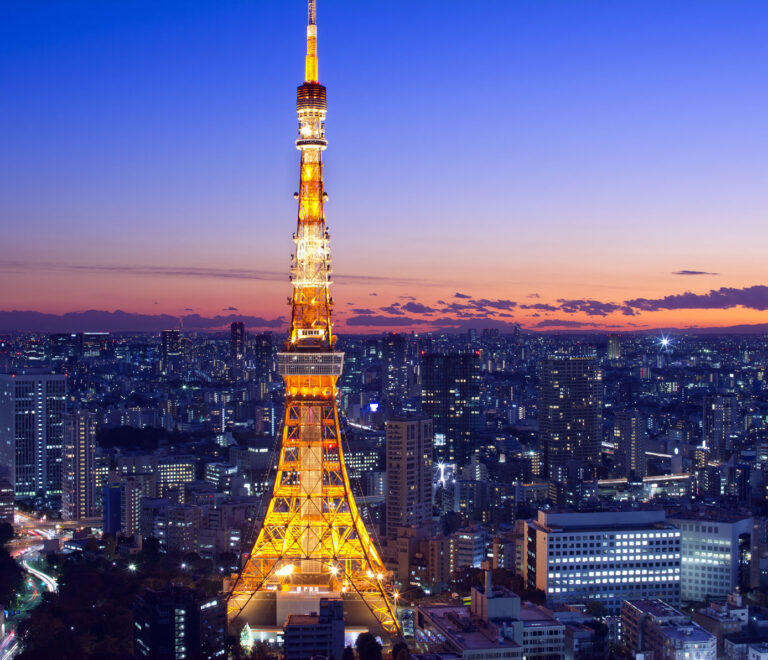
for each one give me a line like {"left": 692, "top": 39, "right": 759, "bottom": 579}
{"left": 227, "top": 0, "right": 399, "bottom": 639}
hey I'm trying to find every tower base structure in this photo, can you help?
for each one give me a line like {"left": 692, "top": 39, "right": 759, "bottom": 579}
{"left": 229, "top": 590, "right": 392, "bottom": 638}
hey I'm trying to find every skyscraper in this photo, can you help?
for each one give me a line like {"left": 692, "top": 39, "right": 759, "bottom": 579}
{"left": 61, "top": 410, "right": 97, "bottom": 520}
{"left": 421, "top": 352, "right": 481, "bottom": 467}
{"left": 253, "top": 333, "right": 273, "bottom": 385}
{"left": 539, "top": 355, "right": 602, "bottom": 483}
{"left": 613, "top": 409, "right": 646, "bottom": 479}
{"left": 385, "top": 416, "right": 433, "bottom": 538}
{"left": 227, "top": 0, "right": 397, "bottom": 638}
{"left": 230, "top": 322, "right": 246, "bottom": 363}
{"left": 0, "top": 371, "right": 67, "bottom": 498}
{"left": 381, "top": 333, "right": 408, "bottom": 413}
{"left": 160, "top": 329, "right": 181, "bottom": 362}
{"left": 702, "top": 394, "right": 737, "bottom": 462}
{"left": 606, "top": 334, "right": 622, "bottom": 360}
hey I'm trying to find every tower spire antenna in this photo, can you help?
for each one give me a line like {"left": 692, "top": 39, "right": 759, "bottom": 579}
{"left": 305, "top": 0, "right": 318, "bottom": 82}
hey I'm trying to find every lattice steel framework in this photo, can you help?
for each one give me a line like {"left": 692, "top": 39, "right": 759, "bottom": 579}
{"left": 227, "top": 0, "right": 398, "bottom": 637}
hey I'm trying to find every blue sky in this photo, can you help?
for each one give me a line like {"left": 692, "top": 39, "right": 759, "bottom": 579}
{"left": 2, "top": 0, "right": 767, "bottom": 331}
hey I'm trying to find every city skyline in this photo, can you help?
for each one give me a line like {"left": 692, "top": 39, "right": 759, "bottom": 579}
{"left": 3, "top": 0, "right": 768, "bottom": 333}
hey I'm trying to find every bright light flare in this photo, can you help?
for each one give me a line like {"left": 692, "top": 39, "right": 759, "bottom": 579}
{"left": 276, "top": 564, "right": 295, "bottom": 577}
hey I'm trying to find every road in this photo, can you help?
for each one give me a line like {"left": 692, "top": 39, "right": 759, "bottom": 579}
{"left": 20, "top": 559, "right": 57, "bottom": 594}
{"left": 1, "top": 514, "right": 70, "bottom": 658}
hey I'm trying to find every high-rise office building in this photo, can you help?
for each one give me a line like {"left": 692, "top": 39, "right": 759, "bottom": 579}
{"left": 421, "top": 352, "right": 481, "bottom": 466}
{"left": 525, "top": 510, "right": 681, "bottom": 614}
{"left": 381, "top": 333, "right": 408, "bottom": 412}
{"left": 539, "top": 355, "right": 602, "bottom": 483}
{"left": 606, "top": 334, "right": 622, "bottom": 361}
{"left": 385, "top": 416, "right": 433, "bottom": 538}
{"left": 230, "top": 322, "right": 246, "bottom": 363}
{"left": 49, "top": 333, "right": 82, "bottom": 363}
{"left": 81, "top": 332, "right": 109, "bottom": 359}
{"left": 703, "top": 394, "right": 737, "bottom": 462}
{"left": 670, "top": 510, "right": 753, "bottom": 602}
{"left": 0, "top": 479, "right": 13, "bottom": 524}
{"left": 253, "top": 333, "right": 273, "bottom": 384}
{"left": 133, "top": 585, "right": 226, "bottom": 660}
{"left": 160, "top": 329, "right": 181, "bottom": 362}
{"left": 0, "top": 371, "right": 67, "bottom": 498}
{"left": 61, "top": 410, "right": 97, "bottom": 520}
{"left": 103, "top": 481, "right": 121, "bottom": 534}
{"left": 613, "top": 409, "right": 646, "bottom": 479}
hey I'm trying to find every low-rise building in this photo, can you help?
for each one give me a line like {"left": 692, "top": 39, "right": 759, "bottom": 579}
{"left": 282, "top": 598, "right": 345, "bottom": 660}
{"left": 621, "top": 599, "right": 716, "bottom": 660}
{"left": 416, "top": 571, "right": 564, "bottom": 660}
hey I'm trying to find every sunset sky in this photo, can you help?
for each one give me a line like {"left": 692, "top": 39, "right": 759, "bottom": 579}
{"left": 2, "top": 0, "right": 768, "bottom": 333}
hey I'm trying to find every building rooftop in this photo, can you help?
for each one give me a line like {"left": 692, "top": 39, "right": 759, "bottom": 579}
{"left": 419, "top": 605, "right": 522, "bottom": 651}
{"left": 659, "top": 624, "right": 713, "bottom": 644}
{"left": 285, "top": 614, "right": 321, "bottom": 626}
{"left": 624, "top": 599, "right": 685, "bottom": 621}
{"left": 668, "top": 508, "right": 753, "bottom": 524}
{"left": 519, "top": 603, "right": 563, "bottom": 629}
{"left": 533, "top": 509, "right": 669, "bottom": 532}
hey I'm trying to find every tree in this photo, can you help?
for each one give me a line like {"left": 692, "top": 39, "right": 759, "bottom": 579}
{"left": 391, "top": 641, "right": 409, "bottom": 660}
{"left": 355, "top": 633, "right": 382, "bottom": 660}
{"left": 0, "top": 522, "right": 14, "bottom": 545}
{"left": 585, "top": 600, "right": 608, "bottom": 620}
{"left": 0, "top": 547, "right": 23, "bottom": 607}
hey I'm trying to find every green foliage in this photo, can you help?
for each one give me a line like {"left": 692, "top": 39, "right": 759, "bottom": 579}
{"left": 355, "top": 632, "right": 382, "bottom": 660}
{"left": 0, "top": 522, "right": 14, "bottom": 545}
{"left": 585, "top": 600, "right": 608, "bottom": 619}
{"left": 0, "top": 546, "right": 23, "bottom": 608}
{"left": 16, "top": 551, "right": 223, "bottom": 660}
{"left": 391, "top": 641, "right": 410, "bottom": 660}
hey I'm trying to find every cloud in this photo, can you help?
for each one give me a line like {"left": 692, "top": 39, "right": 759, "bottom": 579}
{"left": 0, "top": 310, "right": 285, "bottom": 333}
{"left": 437, "top": 296, "right": 517, "bottom": 315}
{"left": 521, "top": 303, "right": 558, "bottom": 312}
{"left": 625, "top": 285, "right": 768, "bottom": 312}
{"left": 223, "top": 306, "right": 238, "bottom": 311}
{"left": 399, "top": 295, "right": 417, "bottom": 301}
{"left": 401, "top": 301, "right": 437, "bottom": 314}
{"left": 527, "top": 293, "right": 541, "bottom": 299}
{"left": 473, "top": 298, "right": 517, "bottom": 311}
{"left": 673, "top": 270, "right": 719, "bottom": 276}
{"left": 380, "top": 303, "right": 404, "bottom": 315}
{"left": 184, "top": 308, "right": 194, "bottom": 311}
{"left": 557, "top": 299, "right": 636, "bottom": 317}
{"left": 454, "top": 292, "right": 471, "bottom": 299}
{"left": 350, "top": 308, "right": 375, "bottom": 314}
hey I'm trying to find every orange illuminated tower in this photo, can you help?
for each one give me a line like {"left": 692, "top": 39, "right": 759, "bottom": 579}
{"left": 227, "top": 0, "right": 399, "bottom": 639}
